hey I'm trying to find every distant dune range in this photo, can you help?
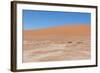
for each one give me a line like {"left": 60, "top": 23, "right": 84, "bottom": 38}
{"left": 23, "top": 24, "right": 90, "bottom": 39}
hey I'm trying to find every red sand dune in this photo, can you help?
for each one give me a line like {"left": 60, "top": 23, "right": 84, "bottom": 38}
{"left": 23, "top": 24, "right": 91, "bottom": 62}
{"left": 24, "top": 25, "right": 90, "bottom": 39}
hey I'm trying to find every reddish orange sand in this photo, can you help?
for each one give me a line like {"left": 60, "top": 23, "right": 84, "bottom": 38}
{"left": 23, "top": 25, "right": 91, "bottom": 63}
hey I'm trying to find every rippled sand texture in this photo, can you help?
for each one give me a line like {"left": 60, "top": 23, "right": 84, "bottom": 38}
{"left": 23, "top": 25, "right": 91, "bottom": 63}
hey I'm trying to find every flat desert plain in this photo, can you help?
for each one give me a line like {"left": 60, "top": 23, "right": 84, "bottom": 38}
{"left": 23, "top": 25, "right": 91, "bottom": 63}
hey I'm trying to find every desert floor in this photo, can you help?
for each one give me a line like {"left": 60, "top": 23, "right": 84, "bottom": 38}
{"left": 22, "top": 36, "right": 91, "bottom": 63}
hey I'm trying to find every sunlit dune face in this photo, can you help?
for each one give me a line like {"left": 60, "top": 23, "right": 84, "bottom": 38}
{"left": 22, "top": 25, "right": 91, "bottom": 63}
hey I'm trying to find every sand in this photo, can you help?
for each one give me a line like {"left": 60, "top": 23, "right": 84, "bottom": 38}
{"left": 22, "top": 25, "right": 91, "bottom": 63}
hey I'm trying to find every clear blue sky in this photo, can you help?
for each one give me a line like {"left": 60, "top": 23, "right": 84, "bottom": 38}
{"left": 23, "top": 10, "right": 91, "bottom": 30}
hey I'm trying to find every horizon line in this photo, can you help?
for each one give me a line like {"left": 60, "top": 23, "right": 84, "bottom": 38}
{"left": 23, "top": 24, "right": 90, "bottom": 31}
